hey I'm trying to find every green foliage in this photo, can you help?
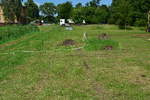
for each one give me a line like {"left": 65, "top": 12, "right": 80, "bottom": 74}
{"left": 75, "top": 3, "right": 82, "bottom": 8}
{"left": 24, "top": 0, "right": 39, "bottom": 22}
{"left": 40, "top": 2, "right": 56, "bottom": 23}
{"left": 86, "top": 0, "right": 101, "bottom": 7}
{"left": 1, "top": 0, "right": 23, "bottom": 23}
{"left": 84, "top": 38, "right": 119, "bottom": 51}
{"left": 111, "top": 0, "right": 132, "bottom": 29}
{"left": 72, "top": 4, "right": 109, "bottom": 24}
{"left": 0, "top": 25, "right": 39, "bottom": 43}
{"left": 72, "top": 8, "right": 84, "bottom": 24}
{"left": 95, "top": 5, "right": 110, "bottom": 24}
{"left": 40, "top": 2, "right": 56, "bottom": 17}
{"left": 57, "top": 2, "right": 73, "bottom": 19}
{"left": 135, "top": 19, "right": 147, "bottom": 27}
{"left": 111, "top": 0, "right": 150, "bottom": 27}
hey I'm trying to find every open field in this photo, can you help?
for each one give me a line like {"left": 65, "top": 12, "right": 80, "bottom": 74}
{"left": 0, "top": 25, "right": 150, "bottom": 100}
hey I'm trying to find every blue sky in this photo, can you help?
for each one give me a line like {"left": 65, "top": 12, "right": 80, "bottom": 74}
{"left": 24, "top": 0, "right": 112, "bottom": 6}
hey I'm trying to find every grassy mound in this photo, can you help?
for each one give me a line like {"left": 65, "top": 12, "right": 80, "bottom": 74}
{"left": 84, "top": 38, "right": 119, "bottom": 51}
{"left": 0, "top": 25, "right": 39, "bottom": 43}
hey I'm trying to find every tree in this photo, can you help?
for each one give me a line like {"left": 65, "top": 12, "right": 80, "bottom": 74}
{"left": 111, "top": 0, "right": 132, "bottom": 29}
{"left": 86, "top": 0, "right": 101, "bottom": 7}
{"left": 110, "top": 0, "right": 150, "bottom": 27}
{"left": 57, "top": 2, "right": 73, "bottom": 19}
{"left": 25, "top": 0, "right": 39, "bottom": 22}
{"left": 40, "top": 2, "right": 56, "bottom": 23}
{"left": 75, "top": 3, "right": 82, "bottom": 8}
{"left": 2, "top": 0, "right": 23, "bottom": 23}
{"left": 95, "top": 5, "right": 110, "bottom": 24}
{"left": 72, "top": 7, "right": 84, "bottom": 24}
{"left": 40, "top": 3, "right": 56, "bottom": 17}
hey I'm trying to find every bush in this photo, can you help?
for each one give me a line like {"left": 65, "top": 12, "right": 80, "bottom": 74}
{"left": 134, "top": 19, "right": 147, "bottom": 27}
{"left": 0, "top": 25, "right": 39, "bottom": 43}
{"left": 84, "top": 38, "right": 119, "bottom": 51}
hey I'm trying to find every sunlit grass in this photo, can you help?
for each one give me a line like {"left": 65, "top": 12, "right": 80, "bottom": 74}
{"left": 0, "top": 24, "right": 150, "bottom": 100}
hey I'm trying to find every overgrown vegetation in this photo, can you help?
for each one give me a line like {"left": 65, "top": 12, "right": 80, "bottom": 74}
{"left": 0, "top": 25, "right": 39, "bottom": 43}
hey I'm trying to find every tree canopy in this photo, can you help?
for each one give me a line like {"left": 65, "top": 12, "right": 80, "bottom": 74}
{"left": 1, "top": 0, "right": 150, "bottom": 28}
{"left": 1, "top": 0, "right": 23, "bottom": 23}
{"left": 57, "top": 2, "right": 73, "bottom": 19}
{"left": 24, "top": 0, "right": 39, "bottom": 22}
{"left": 40, "top": 2, "right": 56, "bottom": 23}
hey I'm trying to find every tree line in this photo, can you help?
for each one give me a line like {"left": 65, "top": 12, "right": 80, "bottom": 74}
{"left": 1, "top": 0, "right": 150, "bottom": 28}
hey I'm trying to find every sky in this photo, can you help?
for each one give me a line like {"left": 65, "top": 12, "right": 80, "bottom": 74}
{"left": 24, "top": 0, "right": 112, "bottom": 6}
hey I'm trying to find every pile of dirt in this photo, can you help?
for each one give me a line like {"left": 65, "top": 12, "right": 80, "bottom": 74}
{"left": 98, "top": 33, "right": 109, "bottom": 40}
{"left": 104, "top": 46, "right": 113, "bottom": 50}
{"left": 61, "top": 39, "right": 76, "bottom": 46}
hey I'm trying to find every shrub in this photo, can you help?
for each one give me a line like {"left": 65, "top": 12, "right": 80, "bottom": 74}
{"left": 0, "top": 25, "right": 39, "bottom": 43}
{"left": 84, "top": 38, "right": 119, "bottom": 51}
{"left": 134, "top": 19, "right": 147, "bottom": 27}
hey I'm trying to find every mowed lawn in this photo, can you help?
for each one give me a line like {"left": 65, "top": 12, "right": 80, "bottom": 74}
{"left": 0, "top": 25, "right": 150, "bottom": 100}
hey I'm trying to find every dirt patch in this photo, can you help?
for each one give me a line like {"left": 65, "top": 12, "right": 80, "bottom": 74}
{"left": 60, "top": 39, "right": 76, "bottom": 46}
{"left": 141, "top": 74, "right": 146, "bottom": 78}
{"left": 133, "top": 34, "right": 150, "bottom": 38}
{"left": 104, "top": 46, "right": 113, "bottom": 50}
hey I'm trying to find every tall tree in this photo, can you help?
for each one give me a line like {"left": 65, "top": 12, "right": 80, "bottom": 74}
{"left": 117, "top": 0, "right": 131, "bottom": 28}
{"left": 57, "top": 2, "right": 72, "bottom": 19}
{"left": 75, "top": 3, "right": 82, "bottom": 8}
{"left": 111, "top": 0, "right": 150, "bottom": 27}
{"left": 72, "top": 7, "right": 84, "bottom": 24}
{"left": 86, "top": 0, "right": 101, "bottom": 7}
{"left": 40, "top": 2, "right": 56, "bottom": 23}
{"left": 25, "top": 0, "right": 39, "bottom": 22}
{"left": 95, "top": 5, "right": 110, "bottom": 24}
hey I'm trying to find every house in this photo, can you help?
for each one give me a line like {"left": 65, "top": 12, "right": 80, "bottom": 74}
{"left": 0, "top": 0, "right": 28, "bottom": 24}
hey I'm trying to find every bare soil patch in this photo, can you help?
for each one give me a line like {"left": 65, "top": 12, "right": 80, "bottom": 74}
{"left": 104, "top": 46, "right": 113, "bottom": 50}
{"left": 60, "top": 39, "right": 76, "bottom": 46}
{"left": 133, "top": 34, "right": 150, "bottom": 38}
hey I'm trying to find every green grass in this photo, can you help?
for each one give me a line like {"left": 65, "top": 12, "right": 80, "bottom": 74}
{"left": 0, "top": 24, "right": 150, "bottom": 100}
{"left": 84, "top": 38, "right": 119, "bottom": 51}
{"left": 0, "top": 25, "right": 39, "bottom": 44}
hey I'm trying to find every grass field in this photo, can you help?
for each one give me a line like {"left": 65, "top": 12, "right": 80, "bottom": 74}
{"left": 0, "top": 25, "right": 150, "bottom": 100}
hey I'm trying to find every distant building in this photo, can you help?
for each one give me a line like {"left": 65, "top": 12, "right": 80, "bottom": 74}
{"left": 0, "top": 0, "right": 27, "bottom": 24}
{"left": 60, "top": 19, "right": 75, "bottom": 26}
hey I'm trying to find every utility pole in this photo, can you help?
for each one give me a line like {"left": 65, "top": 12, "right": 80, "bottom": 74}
{"left": 148, "top": 11, "right": 150, "bottom": 32}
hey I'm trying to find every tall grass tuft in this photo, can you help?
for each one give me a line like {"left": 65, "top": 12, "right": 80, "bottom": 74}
{"left": 0, "top": 25, "right": 39, "bottom": 43}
